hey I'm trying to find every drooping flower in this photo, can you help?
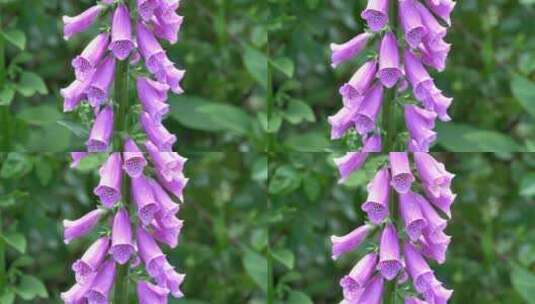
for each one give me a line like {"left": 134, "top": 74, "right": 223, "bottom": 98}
{"left": 110, "top": 208, "right": 135, "bottom": 264}
{"left": 86, "top": 55, "right": 116, "bottom": 107}
{"left": 72, "top": 33, "right": 109, "bottom": 81}
{"left": 137, "top": 280, "right": 169, "bottom": 304}
{"left": 72, "top": 236, "right": 110, "bottom": 284}
{"left": 339, "top": 60, "right": 378, "bottom": 101}
{"left": 340, "top": 252, "right": 377, "bottom": 301}
{"left": 330, "top": 33, "right": 372, "bottom": 68}
{"left": 123, "top": 138, "right": 148, "bottom": 178}
{"left": 362, "top": 167, "right": 390, "bottom": 223}
{"left": 354, "top": 83, "right": 384, "bottom": 135}
{"left": 93, "top": 153, "right": 122, "bottom": 207}
{"left": 399, "top": 0, "right": 427, "bottom": 49}
{"left": 132, "top": 175, "right": 160, "bottom": 225}
{"left": 378, "top": 223, "right": 402, "bottom": 280}
{"left": 85, "top": 259, "right": 116, "bottom": 303}
{"left": 63, "top": 209, "right": 106, "bottom": 244}
{"left": 63, "top": 5, "right": 102, "bottom": 40}
{"left": 389, "top": 152, "right": 415, "bottom": 193}
{"left": 399, "top": 191, "right": 427, "bottom": 241}
{"left": 334, "top": 134, "right": 382, "bottom": 182}
{"left": 330, "top": 224, "right": 373, "bottom": 260}
{"left": 109, "top": 4, "right": 135, "bottom": 60}
{"left": 361, "top": 0, "right": 389, "bottom": 32}
{"left": 378, "top": 32, "right": 402, "bottom": 88}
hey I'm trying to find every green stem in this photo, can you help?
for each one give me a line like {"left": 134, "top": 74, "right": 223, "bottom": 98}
{"left": 0, "top": 211, "right": 5, "bottom": 295}
{"left": 114, "top": 263, "right": 129, "bottom": 304}
{"left": 0, "top": 14, "right": 10, "bottom": 151}
{"left": 382, "top": 88, "right": 395, "bottom": 151}
{"left": 114, "top": 59, "right": 129, "bottom": 149}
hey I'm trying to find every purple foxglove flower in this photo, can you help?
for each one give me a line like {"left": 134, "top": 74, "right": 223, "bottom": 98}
{"left": 110, "top": 208, "right": 135, "bottom": 264}
{"left": 137, "top": 0, "right": 161, "bottom": 21}
{"left": 414, "top": 192, "right": 447, "bottom": 239}
{"left": 61, "top": 80, "right": 89, "bottom": 112}
{"left": 404, "top": 105, "right": 437, "bottom": 152}
{"left": 415, "top": 2, "right": 447, "bottom": 46}
{"left": 63, "top": 209, "right": 106, "bottom": 244}
{"left": 154, "top": 0, "right": 181, "bottom": 19}
{"left": 403, "top": 242, "right": 435, "bottom": 293}
{"left": 327, "top": 106, "right": 360, "bottom": 140}
{"left": 334, "top": 134, "right": 382, "bottom": 182}
{"left": 137, "top": 77, "right": 170, "bottom": 121}
{"left": 425, "top": 0, "right": 456, "bottom": 26}
{"left": 123, "top": 138, "right": 148, "bottom": 178}
{"left": 339, "top": 60, "right": 377, "bottom": 101}
{"left": 149, "top": 178, "right": 180, "bottom": 218}
{"left": 424, "top": 90, "right": 453, "bottom": 122}
{"left": 109, "top": 4, "right": 135, "bottom": 60}
{"left": 399, "top": 0, "right": 427, "bottom": 48}
{"left": 72, "top": 236, "right": 110, "bottom": 284}
{"left": 137, "top": 280, "right": 169, "bottom": 304}
{"left": 340, "top": 252, "right": 377, "bottom": 301}
{"left": 156, "top": 170, "right": 188, "bottom": 201}
{"left": 136, "top": 226, "right": 166, "bottom": 277}
{"left": 85, "top": 259, "right": 116, "bottom": 303}
{"left": 137, "top": 21, "right": 167, "bottom": 73}
{"left": 354, "top": 83, "right": 384, "bottom": 135}
{"left": 405, "top": 297, "right": 427, "bottom": 304}
{"left": 414, "top": 153, "right": 453, "bottom": 196}
{"left": 424, "top": 187, "right": 456, "bottom": 218}
{"left": 70, "top": 152, "right": 88, "bottom": 168}
{"left": 399, "top": 191, "right": 427, "bottom": 241}
{"left": 330, "top": 224, "right": 372, "bottom": 260}
{"left": 153, "top": 11, "right": 184, "bottom": 44}
{"left": 86, "top": 55, "right": 116, "bottom": 107}
{"left": 156, "top": 63, "right": 185, "bottom": 94}
{"left": 63, "top": 5, "right": 102, "bottom": 40}
{"left": 378, "top": 223, "right": 402, "bottom": 280}
{"left": 61, "top": 276, "right": 96, "bottom": 304}
{"left": 72, "top": 33, "right": 109, "bottom": 81}
{"left": 140, "top": 112, "right": 177, "bottom": 151}
{"left": 389, "top": 152, "right": 415, "bottom": 193}
{"left": 93, "top": 153, "right": 122, "bottom": 208}
{"left": 419, "top": 232, "right": 450, "bottom": 264}
{"left": 151, "top": 216, "right": 183, "bottom": 248}
{"left": 361, "top": 0, "right": 389, "bottom": 32}
{"left": 131, "top": 175, "right": 160, "bottom": 225}
{"left": 423, "top": 282, "right": 453, "bottom": 304}
{"left": 403, "top": 50, "right": 433, "bottom": 101}
{"left": 330, "top": 33, "right": 372, "bottom": 68}
{"left": 145, "top": 141, "right": 186, "bottom": 181}
{"left": 362, "top": 167, "right": 390, "bottom": 223}
{"left": 156, "top": 262, "right": 185, "bottom": 298}
{"left": 419, "top": 39, "right": 451, "bottom": 72}
{"left": 87, "top": 106, "right": 114, "bottom": 152}
{"left": 357, "top": 274, "right": 384, "bottom": 304}
{"left": 378, "top": 32, "right": 402, "bottom": 88}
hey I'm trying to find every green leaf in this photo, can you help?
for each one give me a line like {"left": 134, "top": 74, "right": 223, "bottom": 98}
{"left": 287, "top": 291, "right": 313, "bottom": 304}
{"left": 16, "top": 72, "right": 47, "bottom": 97}
{"left": 1, "top": 29, "right": 26, "bottom": 50}
{"left": 0, "top": 84, "right": 15, "bottom": 106}
{"left": 0, "top": 290, "right": 15, "bottom": 304}
{"left": 284, "top": 132, "right": 330, "bottom": 152}
{"left": 18, "top": 104, "right": 60, "bottom": 125}
{"left": 436, "top": 123, "right": 523, "bottom": 152}
{"left": 272, "top": 248, "right": 295, "bottom": 269}
{"left": 510, "top": 264, "right": 535, "bottom": 304}
{"left": 15, "top": 275, "right": 48, "bottom": 300}
{"left": 242, "top": 250, "right": 267, "bottom": 292}
{"left": 57, "top": 120, "right": 89, "bottom": 138}
{"left": 75, "top": 153, "right": 108, "bottom": 172}
{"left": 1, "top": 232, "right": 27, "bottom": 254}
{"left": 0, "top": 153, "right": 33, "bottom": 179}
{"left": 243, "top": 46, "right": 268, "bottom": 89}
{"left": 303, "top": 174, "right": 321, "bottom": 201}
{"left": 271, "top": 57, "right": 294, "bottom": 78}
{"left": 269, "top": 165, "right": 302, "bottom": 195}
{"left": 0, "top": 191, "right": 28, "bottom": 208}
{"left": 285, "top": 99, "right": 315, "bottom": 124}
{"left": 34, "top": 158, "right": 53, "bottom": 186}
{"left": 511, "top": 74, "right": 535, "bottom": 118}
{"left": 520, "top": 173, "right": 535, "bottom": 198}
{"left": 251, "top": 156, "right": 268, "bottom": 182}
{"left": 169, "top": 95, "right": 252, "bottom": 135}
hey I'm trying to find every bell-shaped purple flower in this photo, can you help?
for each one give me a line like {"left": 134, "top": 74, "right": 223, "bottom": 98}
{"left": 61, "top": 80, "right": 89, "bottom": 112}
{"left": 109, "top": 4, "right": 135, "bottom": 60}
{"left": 149, "top": 178, "right": 180, "bottom": 219}
{"left": 425, "top": 0, "right": 456, "bottom": 26}
{"left": 156, "top": 63, "right": 186, "bottom": 94}
{"left": 156, "top": 262, "right": 185, "bottom": 298}
{"left": 136, "top": 226, "right": 166, "bottom": 277}
{"left": 151, "top": 216, "right": 183, "bottom": 248}
{"left": 63, "top": 209, "right": 106, "bottom": 244}
{"left": 357, "top": 274, "right": 384, "bottom": 304}
{"left": 72, "top": 236, "right": 110, "bottom": 284}
{"left": 86, "top": 106, "right": 114, "bottom": 152}
{"left": 354, "top": 83, "right": 384, "bottom": 135}
{"left": 145, "top": 141, "right": 186, "bottom": 181}
{"left": 330, "top": 33, "right": 372, "bottom": 68}
{"left": 404, "top": 50, "right": 434, "bottom": 101}
{"left": 85, "top": 259, "right": 116, "bottom": 303}
{"left": 123, "top": 138, "right": 148, "bottom": 178}
{"left": 93, "top": 153, "right": 122, "bottom": 208}
{"left": 414, "top": 192, "right": 447, "bottom": 239}
{"left": 137, "top": 21, "right": 167, "bottom": 73}
{"left": 362, "top": 167, "right": 390, "bottom": 223}
{"left": 340, "top": 252, "right": 377, "bottom": 301}
{"left": 137, "top": 280, "right": 169, "bottom": 304}
{"left": 419, "top": 231, "right": 450, "bottom": 264}
{"left": 378, "top": 223, "right": 402, "bottom": 280}
{"left": 414, "top": 153, "right": 454, "bottom": 196}
{"left": 131, "top": 175, "right": 160, "bottom": 225}
{"left": 61, "top": 277, "right": 96, "bottom": 304}
{"left": 156, "top": 170, "right": 188, "bottom": 201}
{"left": 424, "top": 187, "right": 456, "bottom": 218}
{"left": 110, "top": 208, "right": 135, "bottom": 264}
{"left": 327, "top": 106, "right": 360, "bottom": 140}
{"left": 153, "top": 10, "right": 184, "bottom": 44}
{"left": 361, "top": 0, "right": 389, "bottom": 32}
{"left": 330, "top": 224, "right": 372, "bottom": 260}
{"left": 340, "top": 60, "right": 377, "bottom": 101}
{"left": 389, "top": 152, "right": 415, "bottom": 193}
{"left": 137, "top": 77, "right": 170, "bottom": 121}
{"left": 424, "top": 89, "right": 453, "bottom": 122}
{"left": 140, "top": 112, "right": 177, "bottom": 151}
{"left": 378, "top": 32, "right": 402, "bottom": 88}
{"left": 399, "top": 191, "right": 428, "bottom": 241}
{"left": 404, "top": 105, "right": 437, "bottom": 152}
{"left": 423, "top": 281, "right": 453, "bottom": 304}
{"left": 72, "top": 33, "right": 109, "bottom": 81}
{"left": 403, "top": 241, "right": 435, "bottom": 293}
{"left": 419, "top": 39, "right": 451, "bottom": 73}
{"left": 86, "top": 55, "right": 116, "bottom": 107}
{"left": 137, "top": 0, "right": 161, "bottom": 21}
{"left": 63, "top": 5, "right": 102, "bottom": 40}
{"left": 415, "top": 2, "right": 447, "bottom": 47}
{"left": 399, "top": 0, "right": 427, "bottom": 48}
{"left": 334, "top": 134, "right": 382, "bottom": 182}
